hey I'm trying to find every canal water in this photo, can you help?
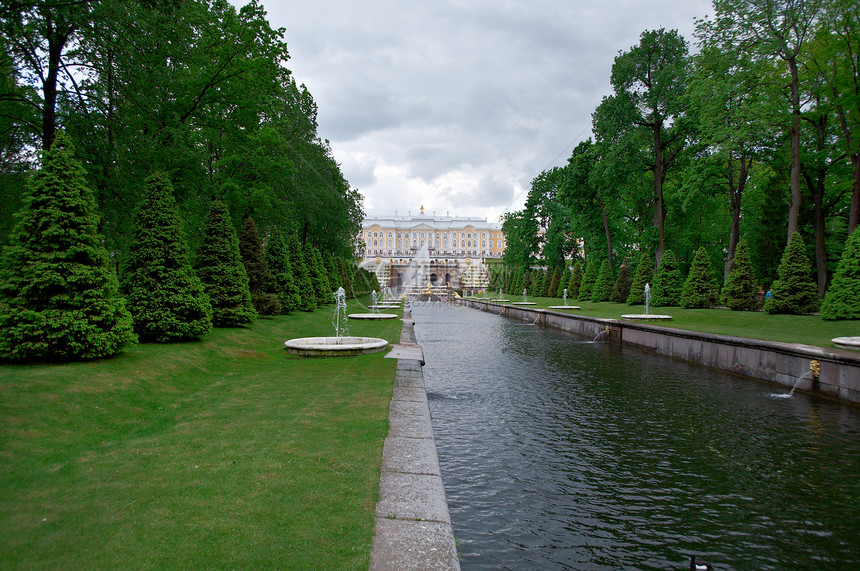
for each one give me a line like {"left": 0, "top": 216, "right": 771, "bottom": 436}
{"left": 412, "top": 303, "right": 860, "bottom": 570}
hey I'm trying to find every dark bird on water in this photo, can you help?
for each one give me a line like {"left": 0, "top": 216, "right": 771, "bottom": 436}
{"left": 689, "top": 555, "right": 713, "bottom": 570}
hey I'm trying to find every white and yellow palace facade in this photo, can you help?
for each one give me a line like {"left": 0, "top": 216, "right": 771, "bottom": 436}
{"left": 358, "top": 210, "right": 505, "bottom": 259}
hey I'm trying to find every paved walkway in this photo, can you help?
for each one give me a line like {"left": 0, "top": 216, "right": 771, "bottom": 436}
{"left": 370, "top": 310, "right": 460, "bottom": 570}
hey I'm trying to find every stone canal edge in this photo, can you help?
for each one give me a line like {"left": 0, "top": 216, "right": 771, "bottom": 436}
{"left": 370, "top": 308, "right": 461, "bottom": 571}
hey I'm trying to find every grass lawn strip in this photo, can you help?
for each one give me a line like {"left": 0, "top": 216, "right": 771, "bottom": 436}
{"left": 0, "top": 299, "right": 400, "bottom": 569}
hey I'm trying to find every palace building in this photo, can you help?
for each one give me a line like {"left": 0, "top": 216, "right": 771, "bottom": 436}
{"left": 357, "top": 207, "right": 505, "bottom": 291}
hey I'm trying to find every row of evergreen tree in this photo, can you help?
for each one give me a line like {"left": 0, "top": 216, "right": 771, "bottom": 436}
{"left": 0, "top": 132, "right": 379, "bottom": 362}
{"left": 490, "top": 229, "right": 860, "bottom": 320}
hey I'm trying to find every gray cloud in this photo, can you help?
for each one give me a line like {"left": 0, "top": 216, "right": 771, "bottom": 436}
{"left": 240, "top": 0, "right": 712, "bottom": 221}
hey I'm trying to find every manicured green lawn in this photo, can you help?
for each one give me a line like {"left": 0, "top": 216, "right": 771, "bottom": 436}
{"left": 0, "top": 299, "right": 401, "bottom": 569}
{"left": 469, "top": 294, "right": 859, "bottom": 349}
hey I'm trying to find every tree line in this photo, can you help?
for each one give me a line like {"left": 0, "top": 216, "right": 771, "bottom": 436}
{"left": 1, "top": 0, "right": 362, "bottom": 258}
{"left": 501, "top": 0, "right": 859, "bottom": 317}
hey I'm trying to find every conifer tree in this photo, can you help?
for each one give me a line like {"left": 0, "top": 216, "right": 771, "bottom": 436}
{"left": 627, "top": 254, "right": 653, "bottom": 305}
{"left": 239, "top": 215, "right": 280, "bottom": 316}
{"left": 556, "top": 264, "right": 571, "bottom": 298}
{"left": 681, "top": 247, "right": 718, "bottom": 309}
{"left": 590, "top": 259, "right": 614, "bottom": 302}
{"left": 0, "top": 131, "right": 136, "bottom": 361}
{"left": 533, "top": 269, "right": 545, "bottom": 296}
{"left": 578, "top": 260, "right": 598, "bottom": 300}
{"left": 764, "top": 232, "right": 819, "bottom": 315}
{"left": 721, "top": 240, "right": 759, "bottom": 311}
{"left": 305, "top": 242, "right": 331, "bottom": 304}
{"left": 196, "top": 200, "right": 256, "bottom": 326}
{"left": 651, "top": 250, "right": 682, "bottom": 307}
{"left": 325, "top": 252, "right": 342, "bottom": 292}
{"left": 568, "top": 261, "right": 583, "bottom": 299}
{"left": 122, "top": 172, "right": 212, "bottom": 342}
{"left": 338, "top": 258, "right": 355, "bottom": 298}
{"left": 821, "top": 227, "right": 860, "bottom": 320}
{"left": 265, "top": 231, "right": 300, "bottom": 313}
{"left": 286, "top": 234, "right": 316, "bottom": 311}
{"left": 611, "top": 260, "right": 632, "bottom": 303}
{"left": 548, "top": 267, "right": 562, "bottom": 298}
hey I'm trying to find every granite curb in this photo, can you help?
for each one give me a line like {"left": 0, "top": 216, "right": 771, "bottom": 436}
{"left": 370, "top": 309, "right": 460, "bottom": 571}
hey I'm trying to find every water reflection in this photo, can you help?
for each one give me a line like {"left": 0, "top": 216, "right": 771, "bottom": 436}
{"left": 414, "top": 303, "right": 860, "bottom": 570}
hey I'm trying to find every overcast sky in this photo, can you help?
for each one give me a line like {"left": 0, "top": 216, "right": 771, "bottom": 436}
{"left": 232, "top": 0, "right": 713, "bottom": 222}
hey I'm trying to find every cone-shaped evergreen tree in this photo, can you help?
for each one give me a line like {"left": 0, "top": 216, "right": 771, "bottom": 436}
{"left": 556, "top": 264, "right": 571, "bottom": 298}
{"left": 265, "top": 231, "right": 299, "bottom": 313}
{"left": 287, "top": 234, "right": 316, "bottom": 310}
{"left": 568, "top": 261, "right": 583, "bottom": 299}
{"left": 821, "top": 227, "right": 860, "bottom": 320}
{"left": 122, "top": 172, "right": 212, "bottom": 342}
{"left": 196, "top": 200, "right": 256, "bottom": 326}
{"left": 681, "top": 247, "right": 718, "bottom": 309}
{"left": 578, "top": 260, "right": 598, "bottom": 300}
{"left": 764, "top": 232, "right": 820, "bottom": 315}
{"left": 590, "top": 259, "right": 614, "bottom": 302}
{"left": 0, "top": 131, "right": 136, "bottom": 361}
{"left": 548, "top": 267, "right": 562, "bottom": 299}
{"left": 627, "top": 254, "right": 653, "bottom": 305}
{"left": 305, "top": 242, "right": 331, "bottom": 305}
{"left": 239, "top": 215, "right": 280, "bottom": 316}
{"left": 651, "top": 250, "right": 682, "bottom": 307}
{"left": 338, "top": 258, "right": 355, "bottom": 298}
{"left": 611, "top": 260, "right": 632, "bottom": 303}
{"left": 721, "top": 240, "right": 759, "bottom": 311}
{"left": 325, "top": 252, "right": 342, "bottom": 293}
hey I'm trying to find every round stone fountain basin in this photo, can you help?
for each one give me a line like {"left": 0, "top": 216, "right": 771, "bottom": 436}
{"left": 621, "top": 314, "right": 673, "bottom": 321}
{"left": 348, "top": 313, "right": 399, "bottom": 320}
{"left": 832, "top": 336, "right": 860, "bottom": 351}
{"left": 511, "top": 302, "right": 537, "bottom": 305}
{"left": 368, "top": 304, "right": 400, "bottom": 310}
{"left": 549, "top": 306, "right": 582, "bottom": 310}
{"left": 284, "top": 336, "right": 388, "bottom": 357}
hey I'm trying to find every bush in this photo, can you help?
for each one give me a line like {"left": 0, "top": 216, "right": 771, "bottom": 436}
{"left": 286, "top": 234, "right": 316, "bottom": 311}
{"left": 721, "top": 240, "right": 759, "bottom": 311}
{"left": 578, "top": 260, "right": 597, "bottom": 300}
{"left": 651, "top": 250, "right": 682, "bottom": 307}
{"left": 627, "top": 254, "right": 652, "bottom": 305}
{"left": 681, "top": 247, "right": 719, "bottom": 309}
{"left": 590, "top": 259, "right": 614, "bottom": 302}
{"left": 0, "top": 131, "right": 136, "bottom": 361}
{"left": 764, "top": 232, "right": 819, "bottom": 315}
{"left": 611, "top": 260, "right": 632, "bottom": 303}
{"left": 196, "top": 200, "right": 256, "bottom": 326}
{"left": 122, "top": 172, "right": 213, "bottom": 341}
{"left": 548, "top": 267, "right": 562, "bottom": 298}
{"left": 265, "top": 231, "right": 300, "bottom": 313}
{"left": 567, "top": 261, "right": 583, "bottom": 299}
{"left": 820, "top": 227, "right": 860, "bottom": 320}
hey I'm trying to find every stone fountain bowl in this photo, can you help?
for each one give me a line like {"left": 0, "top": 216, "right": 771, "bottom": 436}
{"left": 621, "top": 314, "right": 673, "bottom": 321}
{"left": 348, "top": 313, "right": 399, "bottom": 320}
{"left": 832, "top": 336, "right": 860, "bottom": 351}
{"left": 284, "top": 336, "right": 389, "bottom": 357}
{"left": 549, "top": 305, "right": 582, "bottom": 310}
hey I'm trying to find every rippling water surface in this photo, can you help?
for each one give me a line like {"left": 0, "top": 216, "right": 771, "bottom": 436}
{"left": 412, "top": 303, "right": 860, "bottom": 570}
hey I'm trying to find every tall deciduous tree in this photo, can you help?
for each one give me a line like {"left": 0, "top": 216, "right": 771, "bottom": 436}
{"left": 196, "top": 199, "right": 256, "bottom": 326}
{"left": 609, "top": 28, "right": 691, "bottom": 266}
{"left": 0, "top": 131, "right": 135, "bottom": 360}
{"left": 122, "top": 172, "right": 212, "bottom": 342}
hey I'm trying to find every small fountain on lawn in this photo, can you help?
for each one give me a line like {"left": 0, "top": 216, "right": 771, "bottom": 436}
{"left": 621, "top": 283, "right": 672, "bottom": 321}
{"left": 491, "top": 287, "right": 508, "bottom": 303}
{"left": 512, "top": 288, "right": 536, "bottom": 305}
{"left": 550, "top": 287, "right": 581, "bottom": 310}
{"left": 284, "top": 287, "right": 389, "bottom": 356}
{"left": 350, "top": 289, "right": 399, "bottom": 322}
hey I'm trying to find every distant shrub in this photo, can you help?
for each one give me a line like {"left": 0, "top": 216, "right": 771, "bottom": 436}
{"left": 651, "top": 250, "right": 682, "bottom": 307}
{"left": 590, "top": 259, "right": 614, "bottom": 302}
{"left": 627, "top": 254, "right": 652, "bottom": 305}
{"left": 721, "top": 240, "right": 759, "bottom": 311}
{"left": 681, "top": 247, "right": 718, "bottom": 309}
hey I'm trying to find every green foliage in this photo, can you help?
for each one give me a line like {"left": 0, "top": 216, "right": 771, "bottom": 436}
{"left": 0, "top": 132, "right": 136, "bottom": 361}
{"left": 627, "top": 253, "right": 653, "bottom": 305}
{"left": 239, "top": 215, "right": 280, "bottom": 316}
{"left": 122, "top": 172, "right": 212, "bottom": 342}
{"left": 548, "top": 268, "right": 562, "bottom": 298}
{"left": 286, "top": 234, "right": 316, "bottom": 311}
{"left": 721, "top": 240, "right": 760, "bottom": 311}
{"left": 820, "top": 227, "right": 860, "bottom": 320}
{"left": 196, "top": 200, "right": 256, "bottom": 326}
{"left": 611, "top": 260, "right": 632, "bottom": 303}
{"left": 265, "top": 231, "right": 300, "bottom": 313}
{"left": 590, "top": 259, "right": 615, "bottom": 302}
{"left": 568, "top": 261, "right": 584, "bottom": 299}
{"left": 681, "top": 247, "right": 719, "bottom": 309}
{"left": 651, "top": 250, "right": 683, "bottom": 307}
{"left": 764, "top": 232, "right": 820, "bottom": 315}
{"left": 556, "top": 264, "right": 570, "bottom": 297}
{"left": 578, "top": 260, "right": 598, "bottom": 300}
{"left": 338, "top": 258, "right": 355, "bottom": 298}
{"left": 305, "top": 242, "right": 332, "bottom": 305}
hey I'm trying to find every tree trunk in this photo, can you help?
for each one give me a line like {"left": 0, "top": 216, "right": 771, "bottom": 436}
{"left": 598, "top": 196, "right": 613, "bottom": 270}
{"left": 786, "top": 56, "right": 802, "bottom": 242}
{"left": 851, "top": 154, "right": 860, "bottom": 235}
{"left": 652, "top": 123, "right": 665, "bottom": 267}
{"left": 811, "top": 173, "right": 828, "bottom": 297}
